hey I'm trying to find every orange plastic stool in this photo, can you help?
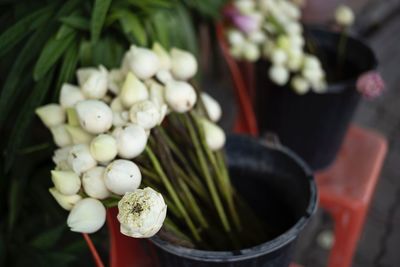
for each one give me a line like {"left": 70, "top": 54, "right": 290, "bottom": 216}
{"left": 316, "top": 125, "right": 387, "bottom": 267}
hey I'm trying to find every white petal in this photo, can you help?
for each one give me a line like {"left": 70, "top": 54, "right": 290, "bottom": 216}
{"left": 82, "top": 167, "right": 110, "bottom": 199}
{"left": 201, "top": 93, "right": 222, "bottom": 122}
{"left": 120, "top": 72, "right": 149, "bottom": 108}
{"left": 75, "top": 100, "right": 113, "bottom": 134}
{"left": 113, "top": 124, "right": 148, "bottom": 159}
{"left": 68, "top": 144, "right": 97, "bottom": 174}
{"left": 49, "top": 188, "right": 81, "bottom": 210}
{"left": 50, "top": 124, "right": 72, "bottom": 147}
{"left": 90, "top": 134, "right": 118, "bottom": 162}
{"left": 36, "top": 104, "right": 65, "bottom": 128}
{"left": 170, "top": 48, "right": 198, "bottom": 80}
{"left": 59, "top": 83, "right": 85, "bottom": 108}
{"left": 51, "top": 170, "right": 81, "bottom": 195}
{"left": 104, "top": 160, "right": 142, "bottom": 195}
{"left": 129, "top": 100, "right": 160, "bottom": 130}
{"left": 67, "top": 198, "right": 106, "bottom": 233}
{"left": 164, "top": 80, "right": 197, "bottom": 113}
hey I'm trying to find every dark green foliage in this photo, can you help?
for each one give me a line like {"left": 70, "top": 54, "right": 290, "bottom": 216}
{"left": 0, "top": 0, "right": 227, "bottom": 265}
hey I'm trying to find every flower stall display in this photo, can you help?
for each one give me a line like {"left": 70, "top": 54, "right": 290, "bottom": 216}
{"left": 36, "top": 43, "right": 317, "bottom": 266}
{"left": 223, "top": 1, "right": 385, "bottom": 170}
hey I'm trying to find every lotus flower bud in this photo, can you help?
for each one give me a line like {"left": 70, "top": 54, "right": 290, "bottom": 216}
{"left": 68, "top": 144, "right": 97, "bottom": 174}
{"left": 51, "top": 170, "right": 81, "bottom": 195}
{"left": 291, "top": 76, "right": 310, "bottom": 95}
{"left": 200, "top": 118, "right": 226, "bottom": 151}
{"left": 59, "top": 83, "right": 85, "bottom": 108}
{"left": 287, "top": 48, "right": 304, "bottom": 71}
{"left": 110, "top": 97, "right": 124, "bottom": 112}
{"left": 113, "top": 124, "right": 148, "bottom": 159}
{"left": 170, "top": 48, "right": 198, "bottom": 80}
{"left": 271, "top": 48, "right": 288, "bottom": 65}
{"left": 234, "top": 0, "right": 255, "bottom": 14}
{"left": 286, "top": 22, "right": 302, "bottom": 35}
{"left": 53, "top": 146, "right": 72, "bottom": 171}
{"left": 303, "top": 55, "right": 321, "bottom": 70}
{"left": 120, "top": 72, "right": 149, "bottom": 108}
{"left": 82, "top": 166, "right": 110, "bottom": 199}
{"left": 269, "top": 65, "right": 289, "bottom": 86}
{"left": 108, "top": 69, "right": 125, "bottom": 94}
{"left": 165, "top": 80, "right": 197, "bottom": 113}
{"left": 335, "top": 5, "right": 354, "bottom": 27}
{"left": 129, "top": 100, "right": 160, "bottom": 129}
{"left": 280, "top": 1, "right": 300, "bottom": 19}
{"left": 155, "top": 70, "right": 173, "bottom": 84}
{"left": 226, "top": 29, "right": 245, "bottom": 46}
{"left": 49, "top": 187, "right": 82, "bottom": 210}
{"left": 242, "top": 42, "right": 260, "bottom": 62}
{"left": 36, "top": 104, "right": 65, "bottom": 128}
{"left": 277, "top": 35, "right": 291, "bottom": 51}
{"left": 66, "top": 108, "right": 80, "bottom": 126}
{"left": 117, "top": 187, "right": 167, "bottom": 238}
{"left": 75, "top": 100, "right": 113, "bottom": 134}
{"left": 152, "top": 43, "right": 171, "bottom": 70}
{"left": 248, "top": 30, "right": 266, "bottom": 44}
{"left": 201, "top": 93, "right": 222, "bottom": 122}
{"left": 302, "top": 67, "right": 324, "bottom": 84}
{"left": 65, "top": 125, "right": 93, "bottom": 144}
{"left": 112, "top": 111, "right": 129, "bottom": 127}
{"left": 104, "top": 159, "right": 142, "bottom": 195}
{"left": 50, "top": 124, "right": 72, "bottom": 147}
{"left": 90, "top": 134, "right": 118, "bottom": 163}
{"left": 289, "top": 34, "right": 305, "bottom": 49}
{"left": 67, "top": 198, "right": 106, "bottom": 233}
{"left": 77, "top": 66, "right": 108, "bottom": 99}
{"left": 125, "top": 46, "right": 160, "bottom": 80}
{"left": 312, "top": 80, "right": 328, "bottom": 93}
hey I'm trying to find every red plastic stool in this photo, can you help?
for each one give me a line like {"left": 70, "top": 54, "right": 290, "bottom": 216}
{"left": 316, "top": 125, "right": 387, "bottom": 267}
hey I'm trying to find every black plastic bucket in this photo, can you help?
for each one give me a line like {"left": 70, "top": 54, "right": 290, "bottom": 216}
{"left": 256, "top": 28, "right": 377, "bottom": 170}
{"left": 150, "top": 135, "right": 317, "bottom": 266}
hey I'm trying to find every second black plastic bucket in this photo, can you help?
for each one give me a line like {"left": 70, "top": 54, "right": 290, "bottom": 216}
{"left": 256, "top": 28, "right": 377, "bottom": 170}
{"left": 150, "top": 135, "right": 317, "bottom": 266}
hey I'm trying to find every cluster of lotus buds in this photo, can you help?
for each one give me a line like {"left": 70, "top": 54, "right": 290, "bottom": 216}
{"left": 224, "top": 0, "right": 327, "bottom": 94}
{"left": 36, "top": 43, "right": 225, "bottom": 237}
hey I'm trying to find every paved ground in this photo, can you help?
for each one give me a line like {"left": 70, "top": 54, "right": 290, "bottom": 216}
{"left": 295, "top": 1, "right": 400, "bottom": 266}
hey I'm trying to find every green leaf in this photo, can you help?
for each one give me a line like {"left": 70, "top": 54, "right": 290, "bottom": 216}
{"left": 55, "top": 24, "right": 75, "bottom": 40}
{"left": 5, "top": 69, "right": 55, "bottom": 171}
{"left": 78, "top": 40, "right": 93, "bottom": 67}
{"left": 0, "top": 27, "right": 54, "bottom": 126}
{"left": 0, "top": 4, "right": 55, "bottom": 57}
{"left": 60, "top": 15, "right": 90, "bottom": 31}
{"left": 33, "top": 32, "right": 76, "bottom": 81}
{"left": 91, "top": 0, "right": 112, "bottom": 43}
{"left": 53, "top": 40, "right": 80, "bottom": 99}
{"left": 117, "top": 10, "right": 147, "bottom": 46}
{"left": 8, "top": 179, "right": 23, "bottom": 230}
{"left": 30, "top": 224, "right": 66, "bottom": 250}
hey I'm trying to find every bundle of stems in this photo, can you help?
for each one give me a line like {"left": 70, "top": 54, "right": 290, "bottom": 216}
{"left": 135, "top": 110, "right": 267, "bottom": 250}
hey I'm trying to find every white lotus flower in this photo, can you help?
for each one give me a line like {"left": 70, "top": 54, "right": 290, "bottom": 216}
{"left": 248, "top": 30, "right": 266, "bottom": 44}
{"left": 77, "top": 66, "right": 108, "bottom": 99}
{"left": 201, "top": 93, "right": 222, "bottom": 122}
{"left": 67, "top": 198, "right": 106, "bottom": 233}
{"left": 65, "top": 125, "right": 93, "bottom": 144}
{"left": 51, "top": 170, "right": 81, "bottom": 195}
{"left": 129, "top": 100, "right": 160, "bottom": 129}
{"left": 170, "top": 48, "right": 198, "bottom": 80}
{"left": 120, "top": 72, "right": 149, "bottom": 108}
{"left": 36, "top": 104, "right": 65, "bottom": 128}
{"left": 49, "top": 187, "right": 82, "bottom": 210}
{"left": 200, "top": 118, "right": 226, "bottom": 151}
{"left": 90, "top": 134, "right": 118, "bottom": 162}
{"left": 155, "top": 70, "right": 173, "bottom": 84}
{"left": 269, "top": 65, "right": 289, "bottom": 86}
{"left": 113, "top": 124, "right": 148, "bottom": 159}
{"left": 117, "top": 187, "right": 167, "bottom": 238}
{"left": 53, "top": 146, "right": 72, "bottom": 171}
{"left": 291, "top": 76, "right": 310, "bottom": 95}
{"left": 335, "top": 5, "right": 354, "bottom": 27}
{"left": 112, "top": 111, "right": 129, "bottom": 127}
{"left": 59, "top": 83, "right": 85, "bottom": 108}
{"left": 123, "top": 46, "right": 160, "bottom": 80}
{"left": 227, "top": 29, "right": 245, "bottom": 46}
{"left": 165, "top": 80, "right": 197, "bottom": 113}
{"left": 271, "top": 48, "right": 288, "bottom": 65}
{"left": 82, "top": 166, "right": 110, "bottom": 199}
{"left": 108, "top": 69, "right": 125, "bottom": 94}
{"left": 152, "top": 43, "right": 171, "bottom": 70}
{"left": 234, "top": 0, "right": 255, "bottom": 14}
{"left": 242, "top": 42, "right": 260, "bottom": 62}
{"left": 68, "top": 144, "right": 97, "bottom": 174}
{"left": 75, "top": 100, "right": 113, "bottom": 134}
{"left": 104, "top": 159, "right": 142, "bottom": 195}
{"left": 50, "top": 124, "right": 72, "bottom": 147}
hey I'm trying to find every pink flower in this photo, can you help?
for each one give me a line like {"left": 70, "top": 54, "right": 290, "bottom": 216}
{"left": 356, "top": 71, "right": 385, "bottom": 99}
{"left": 224, "top": 6, "right": 259, "bottom": 33}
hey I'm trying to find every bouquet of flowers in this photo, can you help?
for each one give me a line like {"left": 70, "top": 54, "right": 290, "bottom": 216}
{"left": 36, "top": 43, "right": 267, "bottom": 250}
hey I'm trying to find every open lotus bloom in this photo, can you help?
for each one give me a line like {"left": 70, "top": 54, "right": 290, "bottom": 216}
{"left": 224, "top": 0, "right": 326, "bottom": 94}
{"left": 117, "top": 187, "right": 167, "bottom": 238}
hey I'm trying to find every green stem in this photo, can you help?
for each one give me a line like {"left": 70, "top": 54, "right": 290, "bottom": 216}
{"left": 145, "top": 146, "right": 201, "bottom": 242}
{"left": 182, "top": 114, "right": 231, "bottom": 232}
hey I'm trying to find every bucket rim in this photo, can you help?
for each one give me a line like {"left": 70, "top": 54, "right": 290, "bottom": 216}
{"left": 150, "top": 135, "right": 318, "bottom": 262}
